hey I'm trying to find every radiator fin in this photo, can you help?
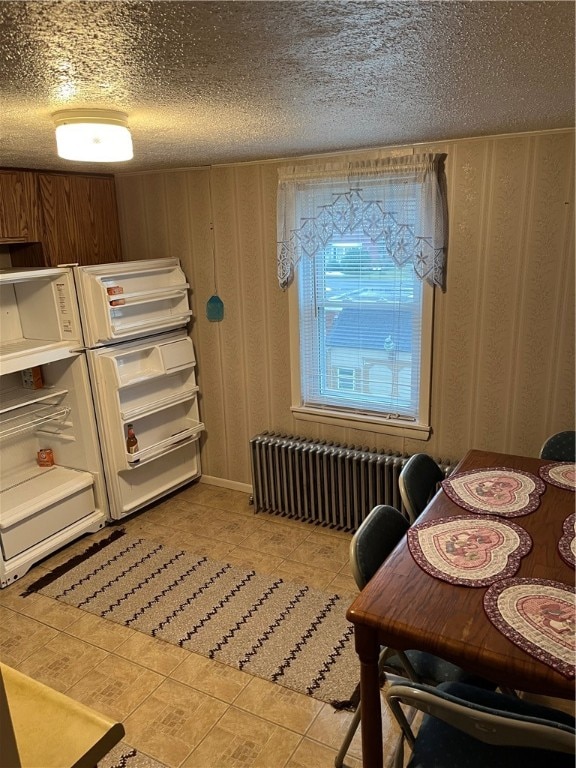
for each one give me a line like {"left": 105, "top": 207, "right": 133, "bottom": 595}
{"left": 249, "top": 432, "right": 455, "bottom": 532}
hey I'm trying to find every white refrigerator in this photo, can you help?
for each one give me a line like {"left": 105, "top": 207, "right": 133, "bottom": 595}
{"left": 0, "top": 259, "right": 204, "bottom": 588}
{"left": 0, "top": 266, "right": 108, "bottom": 587}
{"left": 73, "top": 258, "right": 204, "bottom": 521}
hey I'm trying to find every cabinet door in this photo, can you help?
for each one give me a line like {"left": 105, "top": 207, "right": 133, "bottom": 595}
{"left": 38, "top": 173, "right": 123, "bottom": 266}
{"left": 0, "top": 171, "right": 41, "bottom": 242}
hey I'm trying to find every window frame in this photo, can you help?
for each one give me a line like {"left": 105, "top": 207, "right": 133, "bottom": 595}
{"left": 288, "top": 262, "right": 434, "bottom": 441}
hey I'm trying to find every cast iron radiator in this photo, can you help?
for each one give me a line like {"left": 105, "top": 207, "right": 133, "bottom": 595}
{"left": 249, "top": 432, "right": 455, "bottom": 532}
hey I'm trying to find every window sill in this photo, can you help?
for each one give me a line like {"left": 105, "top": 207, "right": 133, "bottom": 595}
{"left": 291, "top": 406, "right": 431, "bottom": 440}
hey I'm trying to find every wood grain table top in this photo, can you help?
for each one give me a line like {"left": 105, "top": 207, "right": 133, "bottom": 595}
{"left": 347, "top": 449, "right": 575, "bottom": 699}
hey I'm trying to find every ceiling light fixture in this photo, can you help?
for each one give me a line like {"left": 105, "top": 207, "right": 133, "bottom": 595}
{"left": 53, "top": 109, "right": 133, "bottom": 162}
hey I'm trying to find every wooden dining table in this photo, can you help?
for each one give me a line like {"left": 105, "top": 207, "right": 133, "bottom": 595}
{"left": 346, "top": 448, "right": 575, "bottom": 768}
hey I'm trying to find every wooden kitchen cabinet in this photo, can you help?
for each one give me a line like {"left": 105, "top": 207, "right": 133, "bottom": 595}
{"left": 0, "top": 170, "right": 41, "bottom": 242}
{"left": 4, "top": 170, "right": 122, "bottom": 268}
{"left": 38, "top": 173, "right": 122, "bottom": 266}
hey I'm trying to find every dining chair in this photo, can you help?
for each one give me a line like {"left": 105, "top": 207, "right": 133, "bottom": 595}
{"left": 399, "top": 453, "right": 445, "bottom": 524}
{"left": 385, "top": 680, "right": 575, "bottom": 768}
{"left": 539, "top": 431, "right": 576, "bottom": 462}
{"left": 335, "top": 505, "right": 495, "bottom": 768}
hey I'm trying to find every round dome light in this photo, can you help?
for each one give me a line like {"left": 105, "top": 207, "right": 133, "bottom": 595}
{"left": 53, "top": 109, "right": 133, "bottom": 162}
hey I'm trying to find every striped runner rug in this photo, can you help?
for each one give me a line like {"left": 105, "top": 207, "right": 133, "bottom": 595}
{"left": 24, "top": 529, "right": 361, "bottom": 708}
{"left": 99, "top": 742, "right": 167, "bottom": 768}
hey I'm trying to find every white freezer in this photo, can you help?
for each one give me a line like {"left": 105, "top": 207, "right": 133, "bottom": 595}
{"left": 0, "top": 354, "right": 108, "bottom": 587}
{"left": 86, "top": 330, "right": 204, "bottom": 519}
{"left": 73, "top": 259, "right": 193, "bottom": 348}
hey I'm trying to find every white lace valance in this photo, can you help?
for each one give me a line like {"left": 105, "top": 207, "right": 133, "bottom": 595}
{"left": 277, "top": 153, "right": 447, "bottom": 291}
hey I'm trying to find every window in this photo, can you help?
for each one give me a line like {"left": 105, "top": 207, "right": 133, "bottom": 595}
{"left": 277, "top": 154, "right": 446, "bottom": 439}
{"left": 335, "top": 366, "right": 357, "bottom": 392}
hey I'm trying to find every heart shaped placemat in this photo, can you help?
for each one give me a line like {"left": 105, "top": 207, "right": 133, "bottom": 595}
{"left": 483, "top": 577, "right": 575, "bottom": 679}
{"left": 558, "top": 513, "right": 576, "bottom": 568}
{"left": 442, "top": 468, "right": 545, "bottom": 517}
{"left": 539, "top": 462, "right": 576, "bottom": 491}
{"left": 407, "top": 516, "right": 532, "bottom": 587}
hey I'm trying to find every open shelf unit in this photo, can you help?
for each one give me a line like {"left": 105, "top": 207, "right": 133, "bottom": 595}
{"left": 0, "top": 386, "right": 70, "bottom": 440}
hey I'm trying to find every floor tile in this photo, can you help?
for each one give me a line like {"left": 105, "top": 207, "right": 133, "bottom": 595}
{"left": 119, "top": 521, "right": 189, "bottom": 550}
{"left": 66, "top": 653, "right": 164, "bottom": 720}
{"left": 275, "top": 561, "right": 339, "bottom": 591}
{"left": 196, "top": 509, "right": 264, "bottom": 546}
{"left": 16, "top": 632, "right": 109, "bottom": 693}
{"left": 5, "top": 591, "right": 80, "bottom": 630}
{"left": 0, "top": 483, "right": 364, "bottom": 768}
{"left": 182, "top": 706, "right": 301, "bottom": 768}
{"left": 240, "top": 519, "right": 310, "bottom": 559}
{"left": 0, "top": 567, "right": 49, "bottom": 609}
{"left": 290, "top": 530, "right": 351, "bottom": 572}
{"left": 307, "top": 691, "right": 402, "bottom": 765}
{"left": 285, "top": 736, "right": 360, "bottom": 767}
{"left": 0, "top": 605, "right": 60, "bottom": 667}
{"left": 65, "top": 610, "right": 136, "bottom": 652}
{"left": 234, "top": 676, "right": 323, "bottom": 733}
{"left": 99, "top": 741, "right": 168, "bottom": 768}
{"left": 306, "top": 701, "right": 360, "bottom": 752}
{"left": 224, "top": 546, "right": 285, "bottom": 574}
{"left": 151, "top": 502, "right": 223, "bottom": 534}
{"left": 124, "top": 677, "right": 228, "bottom": 767}
{"left": 115, "top": 630, "right": 191, "bottom": 676}
{"left": 327, "top": 571, "right": 358, "bottom": 597}
{"left": 124, "top": 519, "right": 236, "bottom": 560}
{"left": 180, "top": 484, "right": 249, "bottom": 514}
{"left": 169, "top": 652, "right": 251, "bottom": 703}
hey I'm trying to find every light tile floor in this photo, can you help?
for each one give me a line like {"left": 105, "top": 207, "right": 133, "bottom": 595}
{"left": 2, "top": 481, "right": 573, "bottom": 768}
{"left": 0, "top": 482, "right": 396, "bottom": 768}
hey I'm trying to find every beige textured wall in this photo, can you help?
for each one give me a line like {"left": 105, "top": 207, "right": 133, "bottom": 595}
{"left": 115, "top": 130, "right": 575, "bottom": 486}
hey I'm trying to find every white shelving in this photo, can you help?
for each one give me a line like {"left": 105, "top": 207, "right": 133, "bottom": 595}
{"left": 107, "top": 286, "right": 190, "bottom": 307}
{"left": 120, "top": 386, "right": 199, "bottom": 421}
{"left": 126, "top": 422, "right": 204, "bottom": 467}
{"left": 110, "top": 312, "right": 193, "bottom": 336}
{"left": 0, "top": 387, "right": 70, "bottom": 440}
{"left": 0, "top": 385, "right": 68, "bottom": 414}
{"left": 1, "top": 465, "right": 93, "bottom": 526}
{"left": 0, "top": 267, "right": 83, "bottom": 375}
{"left": 75, "top": 259, "right": 194, "bottom": 348}
{"left": 0, "top": 465, "right": 96, "bottom": 561}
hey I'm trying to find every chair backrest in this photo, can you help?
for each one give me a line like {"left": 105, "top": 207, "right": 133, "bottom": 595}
{"left": 540, "top": 431, "right": 576, "bottom": 462}
{"left": 350, "top": 504, "right": 409, "bottom": 589}
{"left": 386, "top": 681, "right": 576, "bottom": 754}
{"left": 399, "top": 453, "right": 445, "bottom": 524}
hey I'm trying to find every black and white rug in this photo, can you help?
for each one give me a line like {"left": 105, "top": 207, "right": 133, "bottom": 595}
{"left": 99, "top": 742, "right": 167, "bottom": 768}
{"left": 24, "top": 529, "right": 360, "bottom": 709}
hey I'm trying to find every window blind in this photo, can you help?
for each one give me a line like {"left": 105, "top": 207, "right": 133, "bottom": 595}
{"left": 296, "top": 179, "right": 423, "bottom": 418}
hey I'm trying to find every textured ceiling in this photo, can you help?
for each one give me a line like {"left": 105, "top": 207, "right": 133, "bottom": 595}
{"left": 0, "top": 1, "right": 574, "bottom": 174}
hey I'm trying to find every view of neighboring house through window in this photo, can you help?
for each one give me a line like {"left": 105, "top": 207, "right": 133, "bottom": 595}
{"left": 277, "top": 155, "right": 446, "bottom": 437}
{"left": 297, "top": 216, "right": 424, "bottom": 422}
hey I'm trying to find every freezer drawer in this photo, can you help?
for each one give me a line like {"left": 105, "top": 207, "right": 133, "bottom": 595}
{"left": 0, "top": 467, "right": 96, "bottom": 560}
{"left": 74, "top": 259, "right": 193, "bottom": 347}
